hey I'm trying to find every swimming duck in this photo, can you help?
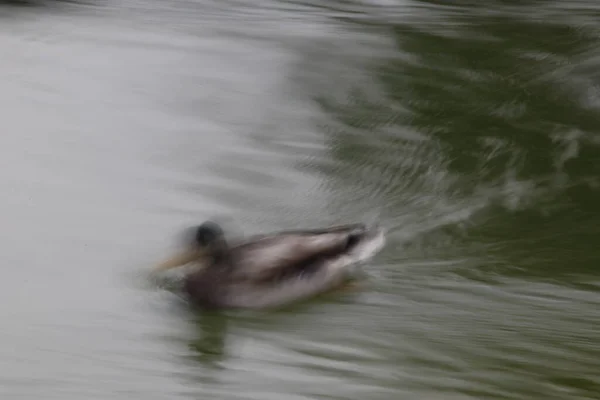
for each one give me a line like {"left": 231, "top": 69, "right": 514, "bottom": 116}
{"left": 155, "top": 221, "right": 385, "bottom": 309}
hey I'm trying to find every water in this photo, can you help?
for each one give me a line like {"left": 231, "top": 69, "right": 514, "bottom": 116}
{"left": 1, "top": 0, "right": 599, "bottom": 398}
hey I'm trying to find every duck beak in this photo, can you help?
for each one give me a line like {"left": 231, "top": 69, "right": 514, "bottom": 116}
{"left": 154, "top": 249, "right": 204, "bottom": 272}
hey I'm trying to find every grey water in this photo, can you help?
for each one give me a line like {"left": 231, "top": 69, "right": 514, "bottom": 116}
{"left": 0, "top": 0, "right": 599, "bottom": 399}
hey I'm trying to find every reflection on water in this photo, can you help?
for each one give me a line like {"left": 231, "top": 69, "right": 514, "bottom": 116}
{"left": 187, "top": 312, "right": 229, "bottom": 365}
{"left": 0, "top": 0, "right": 599, "bottom": 399}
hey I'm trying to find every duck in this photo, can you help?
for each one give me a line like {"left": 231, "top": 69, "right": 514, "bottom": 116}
{"left": 154, "top": 221, "right": 386, "bottom": 309}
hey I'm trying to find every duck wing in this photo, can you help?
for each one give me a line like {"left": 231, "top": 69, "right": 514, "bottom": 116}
{"left": 228, "top": 225, "right": 365, "bottom": 282}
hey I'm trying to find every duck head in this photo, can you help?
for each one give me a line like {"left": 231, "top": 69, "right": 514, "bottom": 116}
{"left": 194, "top": 221, "right": 231, "bottom": 262}
{"left": 154, "top": 221, "right": 229, "bottom": 272}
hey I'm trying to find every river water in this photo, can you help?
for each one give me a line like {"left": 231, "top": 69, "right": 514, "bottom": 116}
{"left": 1, "top": 0, "right": 599, "bottom": 399}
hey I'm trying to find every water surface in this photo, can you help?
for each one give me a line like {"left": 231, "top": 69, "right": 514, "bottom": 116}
{"left": 0, "top": 0, "right": 599, "bottom": 399}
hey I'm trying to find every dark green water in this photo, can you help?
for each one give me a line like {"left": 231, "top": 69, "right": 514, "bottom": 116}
{"left": 0, "top": 1, "right": 598, "bottom": 399}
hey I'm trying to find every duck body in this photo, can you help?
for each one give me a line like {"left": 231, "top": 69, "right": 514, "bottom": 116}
{"left": 158, "top": 222, "right": 386, "bottom": 310}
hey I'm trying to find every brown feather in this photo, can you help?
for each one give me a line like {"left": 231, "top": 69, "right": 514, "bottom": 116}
{"left": 226, "top": 230, "right": 357, "bottom": 282}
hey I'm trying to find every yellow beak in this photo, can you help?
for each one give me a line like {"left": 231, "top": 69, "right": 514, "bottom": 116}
{"left": 154, "top": 249, "right": 205, "bottom": 272}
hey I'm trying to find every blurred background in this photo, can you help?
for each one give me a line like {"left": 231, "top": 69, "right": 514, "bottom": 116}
{"left": 0, "top": 0, "right": 599, "bottom": 399}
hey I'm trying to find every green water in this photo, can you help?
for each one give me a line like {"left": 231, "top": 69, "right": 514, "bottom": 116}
{"left": 0, "top": 0, "right": 598, "bottom": 399}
